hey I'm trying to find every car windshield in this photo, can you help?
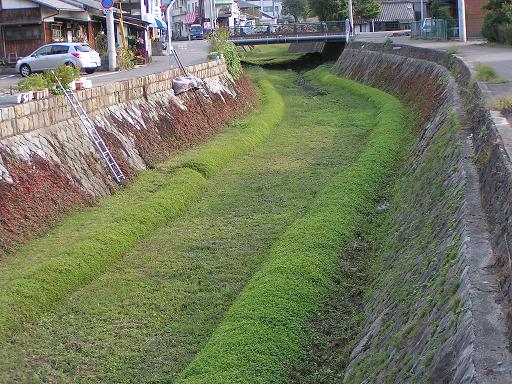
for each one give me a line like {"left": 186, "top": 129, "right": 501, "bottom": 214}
{"left": 75, "top": 44, "right": 93, "bottom": 52}
{"left": 191, "top": 26, "right": 202, "bottom": 32}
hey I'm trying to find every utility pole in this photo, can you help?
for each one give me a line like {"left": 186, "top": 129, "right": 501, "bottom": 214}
{"left": 348, "top": 0, "right": 354, "bottom": 36}
{"left": 101, "top": 0, "right": 116, "bottom": 71}
{"left": 420, "top": 0, "right": 424, "bottom": 22}
{"left": 458, "top": 0, "right": 467, "bottom": 41}
{"left": 106, "top": 9, "right": 117, "bottom": 71}
{"left": 166, "top": 0, "right": 177, "bottom": 66}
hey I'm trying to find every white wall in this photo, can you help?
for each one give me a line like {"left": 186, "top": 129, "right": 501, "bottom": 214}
{"left": 2, "top": 0, "right": 38, "bottom": 9}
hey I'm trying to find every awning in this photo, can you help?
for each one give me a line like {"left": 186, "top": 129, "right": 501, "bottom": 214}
{"left": 63, "top": 0, "right": 103, "bottom": 10}
{"left": 141, "top": 12, "right": 156, "bottom": 24}
{"left": 150, "top": 18, "right": 167, "bottom": 29}
{"left": 31, "top": 0, "right": 84, "bottom": 11}
{"left": 156, "top": 18, "right": 167, "bottom": 29}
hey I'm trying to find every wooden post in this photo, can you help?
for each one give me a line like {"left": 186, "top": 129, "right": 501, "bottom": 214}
{"left": 87, "top": 22, "right": 95, "bottom": 48}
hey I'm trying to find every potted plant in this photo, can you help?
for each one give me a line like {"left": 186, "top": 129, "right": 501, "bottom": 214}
{"left": 17, "top": 74, "right": 48, "bottom": 99}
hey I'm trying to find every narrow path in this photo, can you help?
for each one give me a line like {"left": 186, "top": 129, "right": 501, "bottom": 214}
{"left": 1, "top": 68, "right": 377, "bottom": 383}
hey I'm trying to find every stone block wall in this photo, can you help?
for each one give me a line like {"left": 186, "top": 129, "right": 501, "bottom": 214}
{"left": 0, "top": 59, "right": 228, "bottom": 140}
{"left": 334, "top": 46, "right": 512, "bottom": 383}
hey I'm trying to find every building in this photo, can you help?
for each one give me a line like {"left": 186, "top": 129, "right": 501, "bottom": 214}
{"left": 114, "top": 0, "right": 166, "bottom": 56}
{"left": 244, "top": 0, "right": 280, "bottom": 21}
{"left": 0, "top": 0, "right": 106, "bottom": 60}
{"left": 215, "top": 0, "right": 239, "bottom": 28}
{"left": 354, "top": 1, "right": 416, "bottom": 32}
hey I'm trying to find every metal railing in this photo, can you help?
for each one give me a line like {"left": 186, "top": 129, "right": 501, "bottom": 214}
{"left": 410, "top": 19, "right": 448, "bottom": 41}
{"left": 229, "top": 21, "right": 347, "bottom": 39}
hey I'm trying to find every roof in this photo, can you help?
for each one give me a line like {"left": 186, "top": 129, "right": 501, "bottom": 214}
{"left": 63, "top": 0, "right": 103, "bottom": 10}
{"left": 236, "top": 0, "right": 259, "bottom": 8}
{"left": 374, "top": 1, "right": 415, "bottom": 22}
{"left": 30, "top": 0, "right": 84, "bottom": 11}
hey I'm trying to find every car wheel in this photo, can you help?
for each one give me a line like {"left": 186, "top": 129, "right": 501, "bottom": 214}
{"left": 85, "top": 68, "right": 95, "bottom": 74}
{"left": 64, "top": 61, "right": 75, "bottom": 68}
{"left": 19, "top": 64, "right": 31, "bottom": 77}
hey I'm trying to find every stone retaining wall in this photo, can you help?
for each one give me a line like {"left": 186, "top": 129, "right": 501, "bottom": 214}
{"left": 0, "top": 60, "right": 227, "bottom": 139}
{"left": 334, "top": 46, "right": 512, "bottom": 383}
{"left": 0, "top": 59, "right": 258, "bottom": 254}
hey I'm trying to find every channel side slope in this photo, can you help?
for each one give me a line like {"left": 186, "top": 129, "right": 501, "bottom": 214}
{"left": 335, "top": 47, "right": 512, "bottom": 383}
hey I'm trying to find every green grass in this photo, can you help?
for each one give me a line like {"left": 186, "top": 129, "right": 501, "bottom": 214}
{"left": 242, "top": 44, "right": 308, "bottom": 66}
{"left": 177, "top": 68, "right": 407, "bottom": 383}
{"left": 445, "top": 45, "right": 459, "bottom": 55}
{"left": 0, "top": 68, "right": 379, "bottom": 383}
{"left": 473, "top": 65, "right": 508, "bottom": 84}
{"left": 0, "top": 77, "right": 284, "bottom": 343}
{"left": 488, "top": 95, "right": 512, "bottom": 114}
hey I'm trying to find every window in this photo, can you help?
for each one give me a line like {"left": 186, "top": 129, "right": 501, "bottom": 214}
{"left": 263, "top": 6, "right": 273, "bottom": 12}
{"left": 51, "top": 45, "right": 69, "bottom": 54}
{"left": 74, "top": 44, "right": 92, "bottom": 52}
{"left": 51, "top": 24, "right": 63, "bottom": 41}
{"left": 33, "top": 45, "right": 51, "bottom": 56}
{"left": 4, "top": 25, "right": 41, "bottom": 41}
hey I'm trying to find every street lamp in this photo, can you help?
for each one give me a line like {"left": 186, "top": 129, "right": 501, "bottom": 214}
{"left": 166, "top": 0, "right": 177, "bottom": 66}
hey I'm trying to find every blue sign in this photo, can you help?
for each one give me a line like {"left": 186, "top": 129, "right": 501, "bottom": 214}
{"left": 101, "top": 0, "right": 113, "bottom": 9}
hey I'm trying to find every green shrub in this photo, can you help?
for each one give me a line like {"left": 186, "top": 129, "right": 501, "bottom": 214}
{"left": 383, "top": 37, "right": 394, "bottom": 46}
{"left": 118, "top": 49, "right": 135, "bottom": 70}
{"left": 176, "top": 69, "right": 406, "bottom": 384}
{"left": 488, "top": 96, "right": 512, "bottom": 114}
{"left": 474, "top": 65, "right": 508, "bottom": 83}
{"left": 0, "top": 77, "right": 284, "bottom": 343}
{"left": 498, "top": 23, "right": 512, "bottom": 45}
{"left": 17, "top": 74, "right": 48, "bottom": 92}
{"left": 95, "top": 33, "right": 108, "bottom": 56}
{"left": 41, "top": 65, "right": 80, "bottom": 94}
{"left": 207, "top": 28, "right": 243, "bottom": 79}
{"left": 445, "top": 45, "right": 459, "bottom": 55}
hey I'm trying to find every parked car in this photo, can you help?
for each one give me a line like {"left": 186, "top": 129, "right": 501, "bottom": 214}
{"left": 190, "top": 24, "right": 204, "bottom": 40}
{"left": 16, "top": 43, "right": 101, "bottom": 77}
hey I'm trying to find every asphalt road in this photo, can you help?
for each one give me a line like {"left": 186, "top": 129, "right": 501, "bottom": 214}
{"left": 0, "top": 39, "right": 209, "bottom": 94}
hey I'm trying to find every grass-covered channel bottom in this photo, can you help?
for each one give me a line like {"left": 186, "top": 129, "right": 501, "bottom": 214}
{"left": 0, "top": 63, "right": 406, "bottom": 383}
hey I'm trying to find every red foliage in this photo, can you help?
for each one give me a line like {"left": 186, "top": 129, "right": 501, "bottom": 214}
{"left": 0, "top": 149, "right": 93, "bottom": 255}
{"left": 0, "top": 75, "right": 258, "bottom": 254}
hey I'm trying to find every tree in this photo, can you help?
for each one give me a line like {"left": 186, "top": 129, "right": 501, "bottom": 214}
{"left": 482, "top": 0, "right": 512, "bottom": 42}
{"left": 354, "top": 0, "right": 380, "bottom": 20}
{"left": 429, "top": 0, "right": 452, "bottom": 21}
{"left": 308, "top": 0, "right": 343, "bottom": 21}
{"left": 283, "top": 0, "right": 308, "bottom": 22}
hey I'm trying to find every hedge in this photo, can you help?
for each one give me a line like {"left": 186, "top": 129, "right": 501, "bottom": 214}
{"left": 177, "top": 69, "right": 407, "bottom": 384}
{"left": 0, "top": 77, "right": 284, "bottom": 342}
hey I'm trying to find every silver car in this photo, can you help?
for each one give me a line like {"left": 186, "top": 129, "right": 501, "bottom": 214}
{"left": 16, "top": 43, "right": 101, "bottom": 77}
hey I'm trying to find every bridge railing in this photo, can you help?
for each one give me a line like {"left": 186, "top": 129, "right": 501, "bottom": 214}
{"left": 229, "top": 21, "right": 347, "bottom": 39}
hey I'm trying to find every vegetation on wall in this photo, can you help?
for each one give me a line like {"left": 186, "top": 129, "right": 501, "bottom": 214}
{"left": 208, "top": 28, "right": 243, "bottom": 79}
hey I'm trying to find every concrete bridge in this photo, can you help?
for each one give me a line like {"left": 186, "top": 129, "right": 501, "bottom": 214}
{"left": 228, "top": 22, "right": 348, "bottom": 45}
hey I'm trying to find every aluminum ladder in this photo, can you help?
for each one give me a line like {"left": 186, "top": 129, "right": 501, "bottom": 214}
{"left": 51, "top": 71, "right": 125, "bottom": 183}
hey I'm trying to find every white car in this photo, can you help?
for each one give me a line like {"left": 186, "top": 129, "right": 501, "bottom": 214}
{"left": 16, "top": 43, "right": 101, "bottom": 77}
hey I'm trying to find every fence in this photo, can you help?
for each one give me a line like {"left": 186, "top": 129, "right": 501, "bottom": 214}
{"left": 229, "top": 21, "right": 347, "bottom": 38}
{"left": 411, "top": 19, "right": 449, "bottom": 41}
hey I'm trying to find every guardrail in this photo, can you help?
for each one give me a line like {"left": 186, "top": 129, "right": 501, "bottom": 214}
{"left": 229, "top": 21, "right": 347, "bottom": 40}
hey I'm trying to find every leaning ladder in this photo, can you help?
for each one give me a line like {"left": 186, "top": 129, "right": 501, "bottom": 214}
{"left": 51, "top": 71, "right": 125, "bottom": 183}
